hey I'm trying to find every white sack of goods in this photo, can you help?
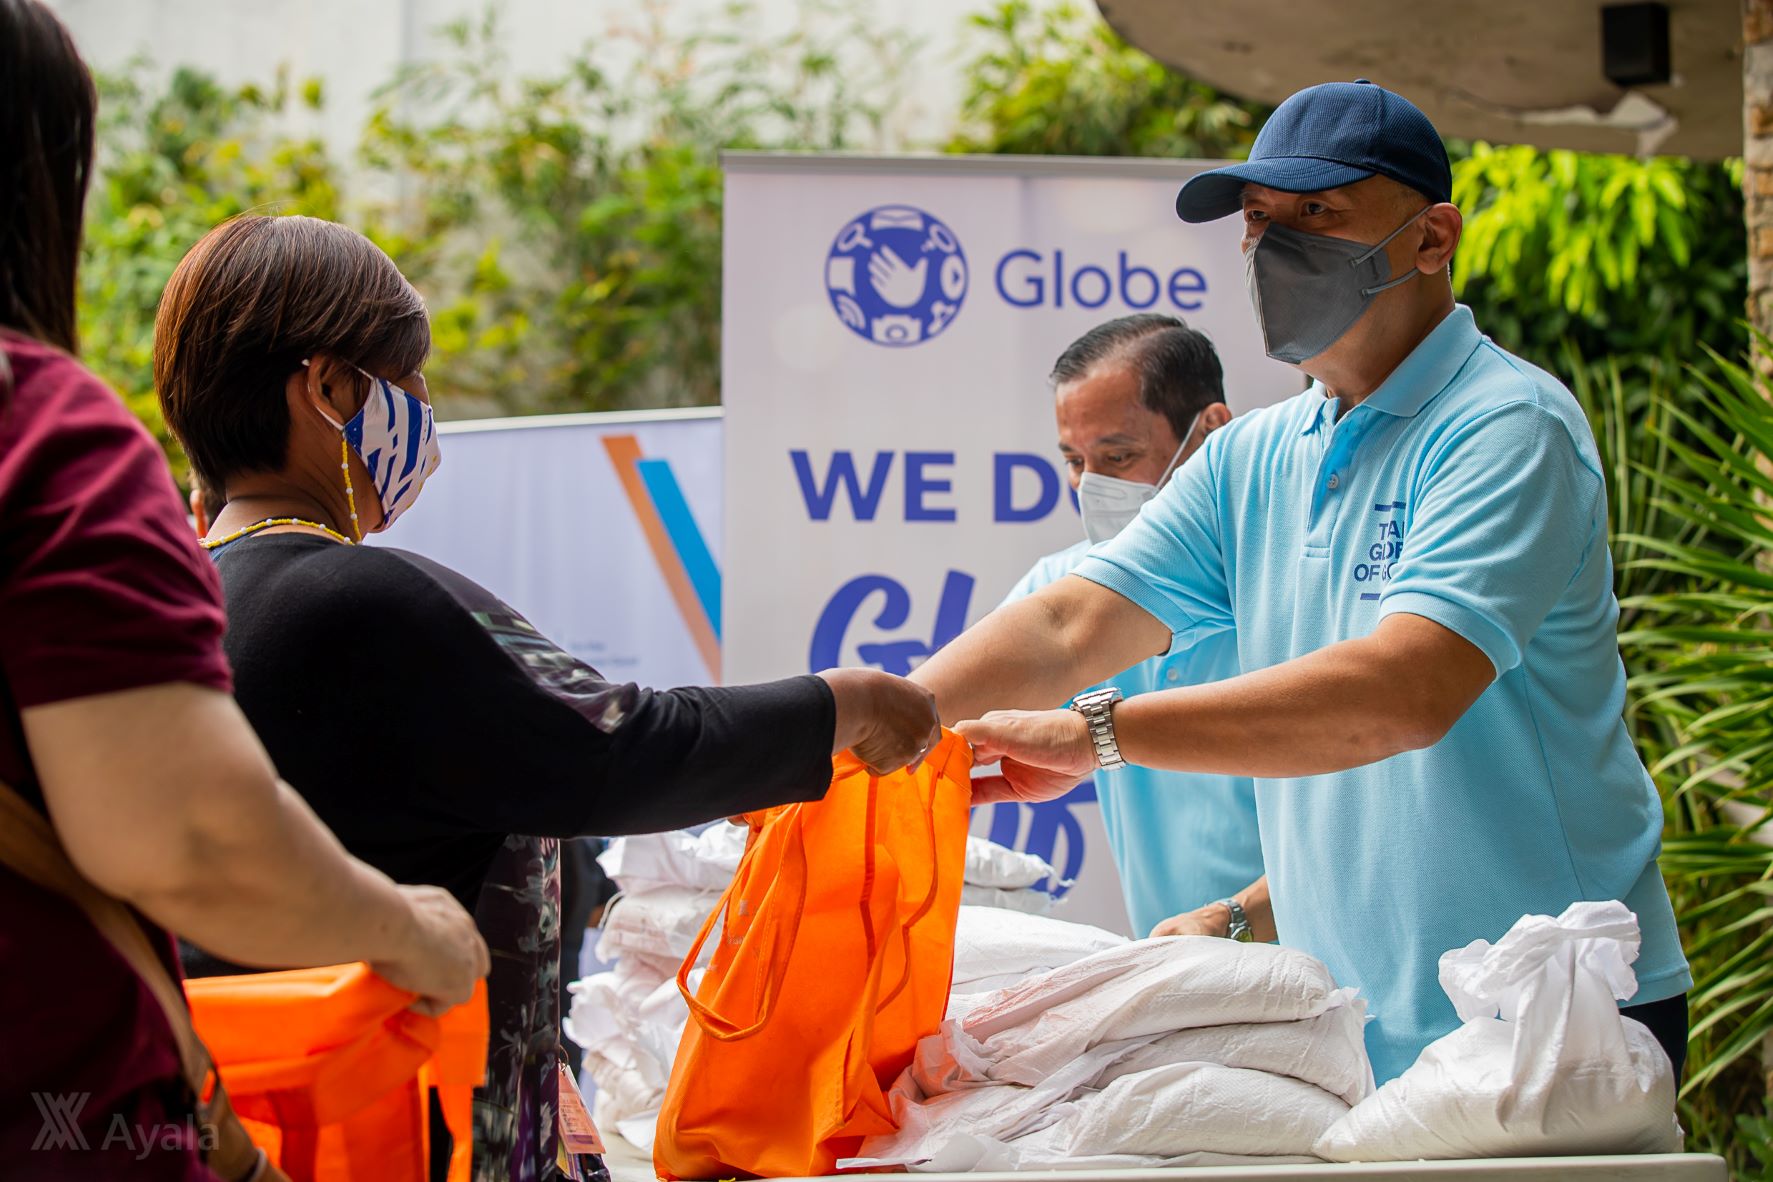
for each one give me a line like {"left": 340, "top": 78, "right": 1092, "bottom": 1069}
{"left": 567, "top": 829, "right": 1071, "bottom": 1152}
{"left": 594, "top": 824, "right": 747, "bottom": 895}
{"left": 949, "top": 904, "right": 1127, "bottom": 996}
{"left": 846, "top": 936, "right": 1373, "bottom": 1172}
{"left": 1314, "top": 900, "right": 1682, "bottom": 1162}
{"left": 962, "top": 836, "right": 1062, "bottom": 890}
{"left": 567, "top": 826, "right": 743, "bottom": 1149}
{"left": 959, "top": 837, "right": 1065, "bottom": 913}
{"left": 594, "top": 885, "right": 724, "bottom": 970}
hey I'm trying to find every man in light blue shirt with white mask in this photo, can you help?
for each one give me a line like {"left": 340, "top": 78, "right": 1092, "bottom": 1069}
{"left": 998, "top": 314, "right": 1267, "bottom": 942}
{"left": 919, "top": 80, "right": 1692, "bottom": 1088}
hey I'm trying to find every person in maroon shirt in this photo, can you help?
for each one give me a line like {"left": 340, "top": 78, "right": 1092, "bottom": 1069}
{"left": 0, "top": 4, "right": 490, "bottom": 1179}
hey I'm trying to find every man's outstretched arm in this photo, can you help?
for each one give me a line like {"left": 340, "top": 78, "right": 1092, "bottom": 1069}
{"left": 912, "top": 573, "right": 1170, "bottom": 725}
{"left": 958, "top": 612, "right": 1496, "bottom": 799}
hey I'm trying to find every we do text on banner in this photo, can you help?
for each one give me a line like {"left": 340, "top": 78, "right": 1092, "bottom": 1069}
{"left": 721, "top": 153, "right": 1300, "bottom": 933}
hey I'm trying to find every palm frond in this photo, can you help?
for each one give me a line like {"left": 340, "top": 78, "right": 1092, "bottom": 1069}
{"left": 1616, "top": 341, "right": 1773, "bottom": 1117}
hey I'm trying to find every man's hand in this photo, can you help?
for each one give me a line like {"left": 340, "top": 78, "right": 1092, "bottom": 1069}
{"left": 820, "top": 668, "right": 942, "bottom": 775}
{"left": 956, "top": 708, "right": 1096, "bottom": 805}
{"left": 1153, "top": 877, "right": 1273, "bottom": 942}
{"left": 1151, "top": 902, "right": 1233, "bottom": 939}
{"left": 371, "top": 884, "right": 491, "bottom": 1016}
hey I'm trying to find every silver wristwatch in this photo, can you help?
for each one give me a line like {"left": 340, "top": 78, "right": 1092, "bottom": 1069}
{"left": 1070, "top": 687, "right": 1126, "bottom": 771}
{"left": 1217, "top": 897, "right": 1255, "bottom": 942}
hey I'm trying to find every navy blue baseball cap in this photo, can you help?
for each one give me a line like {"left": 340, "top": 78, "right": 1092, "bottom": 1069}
{"left": 1176, "top": 80, "right": 1452, "bottom": 223}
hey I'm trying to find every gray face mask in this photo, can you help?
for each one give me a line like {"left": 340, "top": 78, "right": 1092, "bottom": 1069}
{"left": 1244, "top": 208, "right": 1429, "bottom": 365}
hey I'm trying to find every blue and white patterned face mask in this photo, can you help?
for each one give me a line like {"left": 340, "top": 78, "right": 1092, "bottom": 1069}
{"left": 344, "top": 367, "right": 441, "bottom": 530}
{"left": 311, "top": 361, "right": 443, "bottom": 533}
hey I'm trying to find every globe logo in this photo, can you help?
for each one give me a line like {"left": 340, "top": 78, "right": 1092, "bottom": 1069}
{"left": 824, "top": 205, "right": 968, "bottom": 347}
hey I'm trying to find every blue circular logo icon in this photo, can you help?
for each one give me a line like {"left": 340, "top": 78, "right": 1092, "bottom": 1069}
{"left": 824, "top": 205, "right": 968, "bottom": 347}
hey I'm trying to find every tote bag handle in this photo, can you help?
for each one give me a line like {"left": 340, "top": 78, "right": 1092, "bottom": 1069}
{"left": 677, "top": 743, "right": 958, "bottom": 1042}
{"left": 678, "top": 812, "right": 810, "bottom": 1042}
{"left": 876, "top": 765, "right": 947, "bottom": 1012}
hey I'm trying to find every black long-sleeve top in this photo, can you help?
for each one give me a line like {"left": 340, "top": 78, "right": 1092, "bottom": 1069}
{"left": 211, "top": 534, "right": 835, "bottom": 907}
{"left": 191, "top": 534, "right": 836, "bottom": 1181}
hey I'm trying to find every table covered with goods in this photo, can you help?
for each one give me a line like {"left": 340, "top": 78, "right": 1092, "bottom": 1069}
{"left": 565, "top": 738, "right": 1725, "bottom": 1182}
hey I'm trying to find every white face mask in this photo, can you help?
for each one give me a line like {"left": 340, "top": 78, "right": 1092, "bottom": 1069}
{"left": 1076, "top": 406, "right": 1206, "bottom": 545}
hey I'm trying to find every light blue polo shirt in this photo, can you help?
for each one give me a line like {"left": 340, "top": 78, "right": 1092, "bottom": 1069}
{"left": 1074, "top": 305, "right": 1690, "bottom": 1083}
{"left": 1001, "top": 542, "right": 1264, "bottom": 937}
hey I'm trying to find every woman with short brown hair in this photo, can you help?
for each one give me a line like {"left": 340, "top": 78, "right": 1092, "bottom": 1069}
{"left": 155, "top": 213, "right": 939, "bottom": 1181}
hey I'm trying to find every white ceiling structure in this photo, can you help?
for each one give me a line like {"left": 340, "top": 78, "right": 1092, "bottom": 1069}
{"left": 1096, "top": 0, "right": 1740, "bottom": 158}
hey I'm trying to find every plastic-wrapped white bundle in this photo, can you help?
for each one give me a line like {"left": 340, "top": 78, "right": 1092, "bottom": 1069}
{"left": 567, "top": 826, "right": 748, "bottom": 1146}
{"left": 963, "top": 837, "right": 1061, "bottom": 890}
{"left": 593, "top": 885, "right": 723, "bottom": 969}
{"left": 1007, "top": 1062, "right": 1349, "bottom": 1163}
{"left": 568, "top": 962, "right": 705, "bottom": 1149}
{"left": 957, "top": 936, "right": 1355, "bottom": 1086}
{"left": 1315, "top": 901, "right": 1682, "bottom": 1161}
{"left": 848, "top": 938, "right": 1371, "bottom": 1172}
{"left": 1070, "top": 1005, "right": 1372, "bottom": 1105}
{"left": 595, "top": 824, "right": 747, "bottom": 894}
{"left": 950, "top": 905, "right": 1126, "bottom": 994}
{"left": 905, "top": 1002, "right": 1370, "bottom": 1109}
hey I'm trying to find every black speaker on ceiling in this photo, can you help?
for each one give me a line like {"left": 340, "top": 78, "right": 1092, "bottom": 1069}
{"left": 1601, "top": 2, "right": 1672, "bottom": 88}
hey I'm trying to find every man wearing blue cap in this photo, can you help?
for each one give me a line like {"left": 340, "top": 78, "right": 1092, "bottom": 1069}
{"left": 915, "top": 80, "right": 1691, "bottom": 1086}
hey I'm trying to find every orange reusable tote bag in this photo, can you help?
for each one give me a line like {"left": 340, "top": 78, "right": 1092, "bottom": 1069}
{"left": 185, "top": 964, "right": 488, "bottom": 1182}
{"left": 654, "top": 731, "right": 973, "bottom": 1179}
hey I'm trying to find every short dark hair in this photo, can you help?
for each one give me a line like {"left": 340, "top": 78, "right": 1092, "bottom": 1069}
{"left": 155, "top": 215, "right": 431, "bottom": 493}
{"left": 0, "top": 0, "right": 97, "bottom": 356}
{"left": 1049, "top": 314, "right": 1225, "bottom": 442}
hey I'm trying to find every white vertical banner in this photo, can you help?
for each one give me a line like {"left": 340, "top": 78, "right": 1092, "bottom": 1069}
{"left": 381, "top": 409, "right": 724, "bottom": 692}
{"left": 721, "top": 153, "right": 1300, "bottom": 934}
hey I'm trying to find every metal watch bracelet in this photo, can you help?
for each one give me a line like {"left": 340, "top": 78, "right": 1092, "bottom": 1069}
{"left": 1217, "top": 897, "right": 1254, "bottom": 942}
{"left": 1069, "top": 687, "right": 1126, "bottom": 771}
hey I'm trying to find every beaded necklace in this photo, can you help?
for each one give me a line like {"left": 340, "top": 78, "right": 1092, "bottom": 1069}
{"left": 200, "top": 517, "right": 353, "bottom": 550}
{"left": 200, "top": 438, "right": 364, "bottom": 551}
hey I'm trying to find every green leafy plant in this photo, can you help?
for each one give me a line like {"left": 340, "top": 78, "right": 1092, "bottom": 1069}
{"left": 1737, "top": 1113, "right": 1773, "bottom": 1181}
{"left": 81, "top": 64, "right": 340, "bottom": 461}
{"left": 1451, "top": 144, "right": 1746, "bottom": 384}
{"left": 946, "top": 0, "right": 1266, "bottom": 159}
{"left": 359, "top": 1, "right": 916, "bottom": 417}
{"left": 1568, "top": 351, "right": 1697, "bottom": 617}
{"left": 1604, "top": 344, "right": 1773, "bottom": 1172}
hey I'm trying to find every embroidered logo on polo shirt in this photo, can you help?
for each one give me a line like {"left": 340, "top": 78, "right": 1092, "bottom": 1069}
{"left": 1354, "top": 500, "right": 1406, "bottom": 601}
